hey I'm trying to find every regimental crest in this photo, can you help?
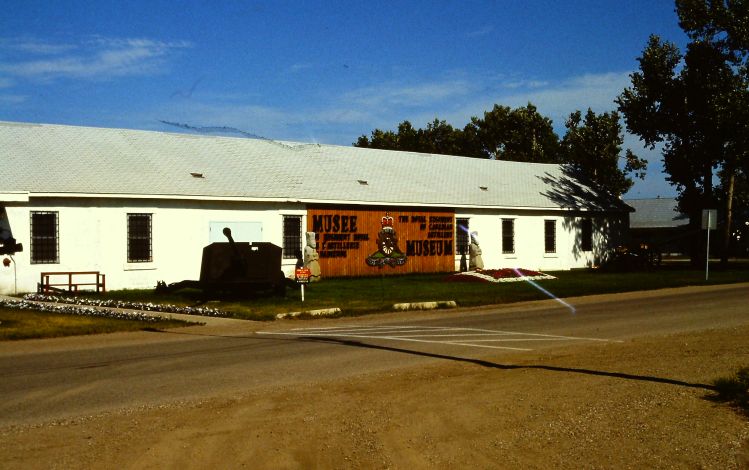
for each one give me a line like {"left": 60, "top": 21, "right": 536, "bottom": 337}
{"left": 366, "top": 212, "right": 407, "bottom": 267}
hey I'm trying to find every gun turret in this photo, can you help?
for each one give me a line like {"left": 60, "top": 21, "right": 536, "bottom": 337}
{"left": 0, "top": 236, "right": 22, "bottom": 255}
{"left": 157, "top": 227, "right": 286, "bottom": 297}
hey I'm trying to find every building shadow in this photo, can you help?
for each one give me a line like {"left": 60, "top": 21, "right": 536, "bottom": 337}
{"left": 538, "top": 165, "right": 633, "bottom": 267}
{"left": 299, "top": 336, "right": 716, "bottom": 391}
{"left": 154, "top": 329, "right": 743, "bottom": 414}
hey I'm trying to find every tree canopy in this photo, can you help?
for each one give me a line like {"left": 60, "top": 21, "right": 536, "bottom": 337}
{"left": 617, "top": 0, "right": 749, "bottom": 263}
{"left": 561, "top": 109, "right": 647, "bottom": 196}
{"left": 464, "top": 103, "right": 561, "bottom": 163}
{"left": 354, "top": 102, "right": 643, "bottom": 197}
{"left": 355, "top": 119, "right": 479, "bottom": 157}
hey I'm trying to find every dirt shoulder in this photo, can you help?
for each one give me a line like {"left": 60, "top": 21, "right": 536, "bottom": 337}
{"left": 2, "top": 322, "right": 748, "bottom": 469}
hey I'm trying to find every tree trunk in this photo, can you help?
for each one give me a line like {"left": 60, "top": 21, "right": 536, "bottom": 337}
{"left": 720, "top": 170, "right": 736, "bottom": 265}
{"left": 692, "top": 163, "right": 715, "bottom": 267}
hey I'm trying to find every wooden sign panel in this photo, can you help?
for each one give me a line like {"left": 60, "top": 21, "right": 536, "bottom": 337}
{"left": 307, "top": 206, "right": 455, "bottom": 278}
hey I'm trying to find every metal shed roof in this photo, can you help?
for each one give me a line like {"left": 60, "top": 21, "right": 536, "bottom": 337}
{"left": 0, "top": 121, "right": 629, "bottom": 212}
{"left": 626, "top": 198, "right": 689, "bottom": 228}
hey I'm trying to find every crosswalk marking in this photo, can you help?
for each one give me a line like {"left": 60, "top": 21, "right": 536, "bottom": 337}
{"left": 257, "top": 325, "right": 620, "bottom": 351}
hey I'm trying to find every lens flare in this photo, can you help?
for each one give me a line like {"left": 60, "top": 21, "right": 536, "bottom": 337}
{"left": 512, "top": 268, "right": 576, "bottom": 314}
{"left": 457, "top": 224, "right": 573, "bottom": 313}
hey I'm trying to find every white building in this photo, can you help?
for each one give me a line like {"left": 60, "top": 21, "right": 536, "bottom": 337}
{"left": 0, "top": 121, "right": 631, "bottom": 294}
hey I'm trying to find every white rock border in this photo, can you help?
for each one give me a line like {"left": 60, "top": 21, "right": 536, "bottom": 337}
{"left": 392, "top": 301, "right": 457, "bottom": 311}
{"left": 276, "top": 308, "right": 341, "bottom": 320}
{"left": 22, "top": 293, "right": 230, "bottom": 318}
{"left": 453, "top": 271, "right": 556, "bottom": 283}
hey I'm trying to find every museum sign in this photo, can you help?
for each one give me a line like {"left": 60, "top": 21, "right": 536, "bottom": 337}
{"left": 307, "top": 206, "right": 455, "bottom": 277}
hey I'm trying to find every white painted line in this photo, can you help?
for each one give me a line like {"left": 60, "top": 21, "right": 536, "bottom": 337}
{"left": 388, "top": 333, "right": 518, "bottom": 338}
{"left": 289, "top": 325, "right": 444, "bottom": 331}
{"left": 289, "top": 328, "right": 451, "bottom": 336}
{"left": 308, "top": 327, "right": 622, "bottom": 344}
{"left": 289, "top": 325, "right": 445, "bottom": 332}
{"left": 347, "top": 329, "right": 477, "bottom": 336}
{"left": 256, "top": 331, "right": 533, "bottom": 351}
{"left": 257, "top": 325, "right": 623, "bottom": 352}
{"left": 429, "top": 327, "right": 624, "bottom": 343}
{"left": 444, "top": 338, "right": 573, "bottom": 343}
{"left": 433, "top": 342, "right": 531, "bottom": 351}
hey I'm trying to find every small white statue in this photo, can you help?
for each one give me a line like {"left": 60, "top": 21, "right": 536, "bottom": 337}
{"left": 303, "top": 232, "right": 321, "bottom": 281}
{"left": 469, "top": 231, "right": 484, "bottom": 271}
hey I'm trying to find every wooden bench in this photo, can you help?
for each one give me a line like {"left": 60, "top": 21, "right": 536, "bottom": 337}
{"left": 38, "top": 271, "right": 106, "bottom": 294}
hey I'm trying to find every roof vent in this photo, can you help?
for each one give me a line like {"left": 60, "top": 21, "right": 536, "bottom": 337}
{"left": 190, "top": 172, "right": 204, "bottom": 178}
{"left": 357, "top": 180, "right": 368, "bottom": 185}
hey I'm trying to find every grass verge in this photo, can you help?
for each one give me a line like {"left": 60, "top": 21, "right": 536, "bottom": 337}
{"left": 0, "top": 307, "right": 195, "bottom": 341}
{"left": 78, "top": 262, "right": 749, "bottom": 321}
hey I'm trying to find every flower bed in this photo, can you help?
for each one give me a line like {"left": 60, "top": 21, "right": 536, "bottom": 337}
{"left": 9, "top": 293, "right": 231, "bottom": 319}
{"left": 444, "top": 268, "right": 556, "bottom": 283}
{"left": 0, "top": 298, "right": 164, "bottom": 322}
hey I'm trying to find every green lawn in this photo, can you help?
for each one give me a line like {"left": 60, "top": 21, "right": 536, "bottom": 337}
{"left": 5, "top": 262, "right": 747, "bottom": 340}
{"left": 86, "top": 262, "right": 749, "bottom": 321}
{"left": 0, "top": 308, "right": 195, "bottom": 341}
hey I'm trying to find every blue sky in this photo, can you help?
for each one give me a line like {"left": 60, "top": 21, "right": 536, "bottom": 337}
{"left": 1, "top": 1, "right": 689, "bottom": 198}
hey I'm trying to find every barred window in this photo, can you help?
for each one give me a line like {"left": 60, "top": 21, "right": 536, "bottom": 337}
{"left": 127, "top": 213, "right": 152, "bottom": 262}
{"left": 30, "top": 211, "right": 59, "bottom": 264}
{"left": 544, "top": 219, "right": 556, "bottom": 254}
{"left": 456, "top": 218, "right": 470, "bottom": 255}
{"left": 282, "top": 215, "right": 302, "bottom": 259}
{"left": 581, "top": 218, "right": 593, "bottom": 252}
{"left": 502, "top": 218, "right": 515, "bottom": 254}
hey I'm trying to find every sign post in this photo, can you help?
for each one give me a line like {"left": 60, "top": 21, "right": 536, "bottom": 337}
{"left": 295, "top": 267, "right": 311, "bottom": 303}
{"left": 702, "top": 209, "right": 717, "bottom": 281}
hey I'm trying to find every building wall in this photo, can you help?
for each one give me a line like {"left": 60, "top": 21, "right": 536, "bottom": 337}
{"left": 0, "top": 197, "right": 626, "bottom": 295}
{"left": 455, "top": 209, "right": 625, "bottom": 272}
{"left": 0, "top": 198, "right": 306, "bottom": 294}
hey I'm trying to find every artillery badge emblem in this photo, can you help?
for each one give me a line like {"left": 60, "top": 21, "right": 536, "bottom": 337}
{"left": 366, "top": 213, "right": 407, "bottom": 267}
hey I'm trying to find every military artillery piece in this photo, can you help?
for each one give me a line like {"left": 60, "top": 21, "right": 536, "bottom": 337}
{"left": 156, "top": 227, "right": 286, "bottom": 297}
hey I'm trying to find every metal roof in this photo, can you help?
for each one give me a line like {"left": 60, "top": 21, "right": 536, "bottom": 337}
{"left": 0, "top": 121, "right": 629, "bottom": 211}
{"left": 626, "top": 198, "right": 689, "bottom": 228}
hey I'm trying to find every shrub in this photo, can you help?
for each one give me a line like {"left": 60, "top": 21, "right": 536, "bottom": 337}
{"left": 711, "top": 367, "right": 749, "bottom": 415}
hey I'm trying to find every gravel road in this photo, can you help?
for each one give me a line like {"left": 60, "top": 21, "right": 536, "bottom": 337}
{"left": 1, "top": 284, "right": 748, "bottom": 469}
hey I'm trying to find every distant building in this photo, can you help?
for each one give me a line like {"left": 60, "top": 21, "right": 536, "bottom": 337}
{"left": 1, "top": 121, "right": 632, "bottom": 294}
{"left": 625, "top": 198, "right": 690, "bottom": 255}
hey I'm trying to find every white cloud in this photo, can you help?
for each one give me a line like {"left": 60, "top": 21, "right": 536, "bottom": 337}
{"left": 157, "top": 70, "right": 635, "bottom": 145}
{"left": 0, "top": 94, "right": 28, "bottom": 104}
{"left": 0, "top": 37, "right": 191, "bottom": 81}
{"left": 314, "top": 107, "right": 377, "bottom": 124}
{"left": 290, "top": 63, "right": 314, "bottom": 72}
{"left": 139, "top": 68, "right": 672, "bottom": 195}
{"left": 501, "top": 79, "right": 550, "bottom": 89}
{"left": 442, "top": 70, "right": 633, "bottom": 130}
{"left": 0, "top": 38, "right": 77, "bottom": 55}
{"left": 343, "top": 79, "right": 474, "bottom": 108}
{"left": 315, "top": 70, "right": 636, "bottom": 135}
{"left": 154, "top": 70, "right": 638, "bottom": 142}
{"left": 465, "top": 26, "right": 494, "bottom": 38}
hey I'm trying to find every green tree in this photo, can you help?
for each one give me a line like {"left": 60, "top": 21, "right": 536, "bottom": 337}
{"left": 561, "top": 109, "right": 647, "bottom": 197}
{"left": 617, "top": 1, "right": 749, "bottom": 264}
{"left": 355, "top": 126, "right": 402, "bottom": 151}
{"left": 355, "top": 119, "right": 476, "bottom": 156}
{"left": 676, "top": 0, "right": 749, "bottom": 58}
{"left": 355, "top": 104, "right": 561, "bottom": 163}
{"left": 464, "top": 103, "right": 561, "bottom": 163}
{"left": 677, "top": 0, "right": 749, "bottom": 263}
